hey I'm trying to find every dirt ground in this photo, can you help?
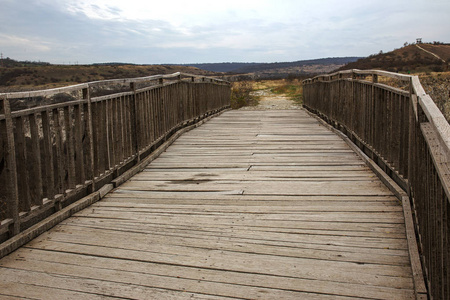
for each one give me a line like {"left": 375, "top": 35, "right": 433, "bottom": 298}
{"left": 239, "top": 89, "right": 301, "bottom": 110}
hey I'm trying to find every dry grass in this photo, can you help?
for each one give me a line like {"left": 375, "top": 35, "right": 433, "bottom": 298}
{"left": 339, "top": 44, "right": 449, "bottom": 73}
{"left": 231, "top": 79, "right": 304, "bottom": 109}
{"left": 256, "top": 79, "right": 303, "bottom": 105}
{"left": 230, "top": 81, "right": 259, "bottom": 109}
{"left": 253, "top": 79, "right": 290, "bottom": 90}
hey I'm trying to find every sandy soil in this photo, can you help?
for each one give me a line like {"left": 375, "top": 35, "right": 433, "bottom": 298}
{"left": 239, "top": 89, "right": 301, "bottom": 110}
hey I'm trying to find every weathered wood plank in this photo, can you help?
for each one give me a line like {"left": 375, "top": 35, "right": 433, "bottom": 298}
{"left": 0, "top": 267, "right": 231, "bottom": 300}
{"left": 0, "top": 249, "right": 413, "bottom": 300}
{"left": 0, "top": 109, "right": 416, "bottom": 299}
{"left": 46, "top": 223, "right": 411, "bottom": 263}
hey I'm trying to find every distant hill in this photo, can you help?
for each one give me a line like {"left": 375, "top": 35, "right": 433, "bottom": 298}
{"left": 0, "top": 60, "right": 215, "bottom": 92}
{"left": 0, "top": 57, "right": 51, "bottom": 67}
{"left": 337, "top": 43, "right": 450, "bottom": 73}
{"left": 183, "top": 62, "right": 260, "bottom": 73}
{"left": 187, "top": 57, "right": 361, "bottom": 74}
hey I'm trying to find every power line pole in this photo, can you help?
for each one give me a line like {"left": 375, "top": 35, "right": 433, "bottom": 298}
{"left": 0, "top": 53, "right": 3, "bottom": 67}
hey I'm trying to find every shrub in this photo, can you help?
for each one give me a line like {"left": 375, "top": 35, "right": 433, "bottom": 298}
{"left": 230, "top": 81, "right": 257, "bottom": 109}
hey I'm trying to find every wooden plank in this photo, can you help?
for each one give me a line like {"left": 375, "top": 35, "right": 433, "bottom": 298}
{"left": 20, "top": 237, "right": 413, "bottom": 289}
{"left": 49, "top": 223, "right": 410, "bottom": 263}
{"left": 0, "top": 249, "right": 413, "bottom": 300}
{"left": 117, "top": 180, "right": 394, "bottom": 196}
{"left": 129, "top": 170, "right": 377, "bottom": 181}
{"left": 0, "top": 109, "right": 418, "bottom": 299}
{"left": 0, "top": 267, "right": 231, "bottom": 300}
{"left": 0, "top": 281, "right": 117, "bottom": 300}
{"left": 84, "top": 201, "right": 404, "bottom": 214}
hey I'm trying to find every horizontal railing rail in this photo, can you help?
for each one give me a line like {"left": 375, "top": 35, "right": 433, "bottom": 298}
{"left": 303, "top": 69, "right": 449, "bottom": 299}
{"left": 0, "top": 72, "right": 231, "bottom": 243}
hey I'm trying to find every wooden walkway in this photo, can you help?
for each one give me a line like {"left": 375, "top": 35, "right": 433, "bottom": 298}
{"left": 0, "top": 110, "right": 416, "bottom": 299}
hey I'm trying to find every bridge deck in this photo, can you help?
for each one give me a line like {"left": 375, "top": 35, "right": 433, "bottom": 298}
{"left": 0, "top": 110, "right": 415, "bottom": 299}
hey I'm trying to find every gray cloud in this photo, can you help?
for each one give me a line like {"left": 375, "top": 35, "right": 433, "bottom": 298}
{"left": 1, "top": 0, "right": 449, "bottom": 64}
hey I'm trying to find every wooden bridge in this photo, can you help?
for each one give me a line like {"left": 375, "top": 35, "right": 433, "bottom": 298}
{"left": 0, "top": 71, "right": 448, "bottom": 299}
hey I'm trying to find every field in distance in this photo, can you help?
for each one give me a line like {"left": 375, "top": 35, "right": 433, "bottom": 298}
{"left": 0, "top": 62, "right": 216, "bottom": 93}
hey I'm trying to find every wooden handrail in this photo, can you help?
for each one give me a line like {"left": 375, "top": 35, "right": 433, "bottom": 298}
{"left": 0, "top": 73, "right": 231, "bottom": 244}
{"left": 303, "top": 69, "right": 449, "bottom": 300}
{"left": 0, "top": 72, "right": 228, "bottom": 99}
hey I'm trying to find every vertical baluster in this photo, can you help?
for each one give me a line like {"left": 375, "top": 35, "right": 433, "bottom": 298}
{"left": 444, "top": 192, "right": 449, "bottom": 299}
{"left": 64, "top": 106, "right": 76, "bottom": 189}
{"left": 114, "top": 97, "right": 123, "bottom": 165}
{"left": 111, "top": 97, "right": 118, "bottom": 168}
{"left": 129, "top": 82, "right": 139, "bottom": 161}
{"left": 29, "top": 113, "right": 43, "bottom": 206}
{"left": 97, "top": 100, "right": 106, "bottom": 174}
{"left": 150, "top": 89, "right": 156, "bottom": 144}
{"left": 123, "top": 94, "right": 129, "bottom": 160}
{"left": 14, "top": 116, "right": 30, "bottom": 213}
{"left": 52, "top": 108, "right": 65, "bottom": 210}
{"left": 105, "top": 99, "right": 112, "bottom": 171}
{"left": 126, "top": 94, "right": 133, "bottom": 158}
{"left": 108, "top": 99, "right": 115, "bottom": 168}
{"left": 140, "top": 91, "right": 147, "bottom": 147}
{"left": 0, "top": 97, "right": 20, "bottom": 235}
{"left": 92, "top": 101, "right": 100, "bottom": 178}
{"left": 73, "top": 104, "right": 85, "bottom": 185}
{"left": 41, "top": 109, "right": 55, "bottom": 200}
{"left": 163, "top": 85, "right": 168, "bottom": 136}
{"left": 137, "top": 92, "right": 145, "bottom": 148}
{"left": 392, "top": 93, "right": 401, "bottom": 170}
{"left": 157, "top": 87, "right": 162, "bottom": 138}
{"left": 145, "top": 90, "right": 153, "bottom": 146}
{"left": 83, "top": 87, "right": 95, "bottom": 188}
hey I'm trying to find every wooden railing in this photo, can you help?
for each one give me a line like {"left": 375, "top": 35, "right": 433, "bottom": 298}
{"left": 0, "top": 72, "right": 230, "bottom": 243}
{"left": 303, "top": 69, "right": 449, "bottom": 300}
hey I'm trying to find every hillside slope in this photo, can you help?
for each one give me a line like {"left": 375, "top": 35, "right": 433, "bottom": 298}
{"left": 337, "top": 44, "right": 449, "bottom": 73}
{"left": 418, "top": 43, "right": 450, "bottom": 62}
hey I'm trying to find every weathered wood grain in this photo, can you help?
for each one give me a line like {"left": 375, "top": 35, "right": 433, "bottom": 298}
{"left": 304, "top": 69, "right": 448, "bottom": 300}
{"left": 0, "top": 109, "right": 416, "bottom": 299}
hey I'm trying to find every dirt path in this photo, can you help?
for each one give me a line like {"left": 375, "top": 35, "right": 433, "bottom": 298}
{"left": 415, "top": 44, "right": 447, "bottom": 63}
{"left": 240, "top": 89, "right": 301, "bottom": 110}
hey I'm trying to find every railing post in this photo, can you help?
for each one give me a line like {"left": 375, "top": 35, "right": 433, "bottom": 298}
{"left": 83, "top": 87, "right": 96, "bottom": 192}
{"left": 370, "top": 73, "right": 378, "bottom": 148}
{"left": 1, "top": 96, "right": 20, "bottom": 236}
{"left": 350, "top": 71, "right": 357, "bottom": 133}
{"left": 130, "top": 82, "right": 140, "bottom": 162}
{"left": 372, "top": 73, "right": 378, "bottom": 84}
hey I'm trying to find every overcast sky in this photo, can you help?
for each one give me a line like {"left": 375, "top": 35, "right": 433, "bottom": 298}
{"left": 1, "top": 0, "right": 449, "bottom": 64}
